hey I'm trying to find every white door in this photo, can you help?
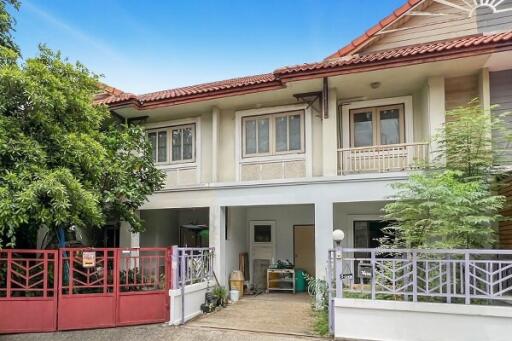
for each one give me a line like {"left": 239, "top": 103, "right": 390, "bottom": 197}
{"left": 249, "top": 221, "right": 276, "bottom": 289}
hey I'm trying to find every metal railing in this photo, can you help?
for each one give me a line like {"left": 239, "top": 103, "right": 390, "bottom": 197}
{"left": 328, "top": 248, "right": 512, "bottom": 304}
{"left": 337, "top": 142, "right": 429, "bottom": 175}
{"left": 175, "top": 247, "right": 214, "bottom": 288}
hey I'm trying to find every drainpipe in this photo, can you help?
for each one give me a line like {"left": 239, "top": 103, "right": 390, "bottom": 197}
{"left": 322, "top": 77, "right": 329, "bottom": 119}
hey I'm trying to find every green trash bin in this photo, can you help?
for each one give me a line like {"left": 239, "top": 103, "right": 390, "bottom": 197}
{"left": 295, "top": 269, "right": 307, "bottom": 293}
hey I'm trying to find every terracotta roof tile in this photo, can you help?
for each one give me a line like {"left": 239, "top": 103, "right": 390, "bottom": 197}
{"left": 137, "top": 73, "right": 277, "bottom": 103}
{"left": 98, "top": 31, "right": 512, "bottom": 108}
{"left": 275, "top": 32, "right": 512, "bottom": 76}
{"left": 97, "top": 73, "right": 277, "bottom": 106}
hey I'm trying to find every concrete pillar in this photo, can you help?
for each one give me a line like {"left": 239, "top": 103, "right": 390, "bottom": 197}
{"left": 211, "top": 107, "right": 220, "bottom": 183}
{"left": 119, "top": 225, "right": 140, "bottom": 248}
{"left": 209, "top": 205, "right": 226, "bottom": 285}
{"left": 315, "top": 200, "right": 334, "bottom": 280}
{"left": 478, "top": 68, "right": 493, "bottom": 143}
{"left": 119, "top": 212, "right": 140, "bottom": 248}
{"left": 322, "top": 88, "right": 338, "bottom": 177}
{"left": 479, "top": 68, "right": 491, "bottom": 113}
{"left": 427, "top": 76, "right": 445, "bottom": 159}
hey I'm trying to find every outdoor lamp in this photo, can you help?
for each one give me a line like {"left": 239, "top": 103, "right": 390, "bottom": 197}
{"left": 333, "top": 229, "right": 345, "bottom": 247}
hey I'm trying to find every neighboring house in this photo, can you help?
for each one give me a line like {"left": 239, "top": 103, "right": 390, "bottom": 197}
{"left": 98, "top": 0, "right": 512, "bottom": 287}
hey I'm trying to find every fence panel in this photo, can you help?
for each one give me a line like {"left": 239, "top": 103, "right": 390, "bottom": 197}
{"left": 0, "top": 249, "right": 58, "bottom": 333}
{"left": 117, "top": 248, "right": 170, "bottom": 326}
{"left": 57, "top": 248, "right": 117, "bottom": 331}
{"left": 329, "top": 248, "right": 512, "bottom": 304}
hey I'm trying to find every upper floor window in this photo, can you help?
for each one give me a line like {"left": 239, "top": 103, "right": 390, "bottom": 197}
{"left": 243, "top": 110, "right": 304, "bottom": 157}
{"left": 350, "top": 104, "right": 404, "bottom": 147}
{"left": 147, "top": 124, "right": 195, "bottom": 164}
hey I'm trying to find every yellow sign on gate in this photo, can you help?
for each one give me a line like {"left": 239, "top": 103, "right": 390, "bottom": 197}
{"left": 82, "top": 251, "right": 96, "bottom": 268}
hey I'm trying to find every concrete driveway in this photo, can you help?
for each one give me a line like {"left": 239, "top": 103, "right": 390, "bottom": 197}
{"left": 190, "top": 293, "right": 317, "bottom": 336}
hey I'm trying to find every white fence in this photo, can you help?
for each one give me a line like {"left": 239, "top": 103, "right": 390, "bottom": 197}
{"left": 327, "top": 248, "right": 512, "bottom": 340}
{"left": 337, "top": 142, "right": 429, "bottom": 174}
{"left": 170, "top": 247, "right": 215, "bottom": 325}
{"left": 328, "top": 248, "right": 512, "bottom": 304}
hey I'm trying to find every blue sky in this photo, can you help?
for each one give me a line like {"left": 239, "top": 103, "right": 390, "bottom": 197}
{"left": 13, "top": 0, "right": 405, "bottom": 94}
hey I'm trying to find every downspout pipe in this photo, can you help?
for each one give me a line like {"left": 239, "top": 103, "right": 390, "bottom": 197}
{"left": 322, "top": 77, "right": 329, "bottom": 119}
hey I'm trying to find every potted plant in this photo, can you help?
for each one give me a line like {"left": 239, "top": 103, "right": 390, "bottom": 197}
{"left": 212, "top": 285, "right": 228, "bottom": 307}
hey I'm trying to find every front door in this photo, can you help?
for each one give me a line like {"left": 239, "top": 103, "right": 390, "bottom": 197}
{"left": 294, "top": 225, "right": 315, "bottom": 276}
{"left": 249, "top": 221, "right": 276, "bottom": 290}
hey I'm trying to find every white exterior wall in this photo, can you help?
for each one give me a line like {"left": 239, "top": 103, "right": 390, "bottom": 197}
{"left": 169, "top": 280, "right": 216, "bottom": 325}
{"left": 334, "top": 298, "right": 512, "bottom": 341}
{"left": 224, "top": 207, "right": 248, "bottom": 282}
{"left": 141, "top": 174, "right": 402, "bottom": 282}
{"left": 245, "top": 205, "right": 314, "bottom": 262}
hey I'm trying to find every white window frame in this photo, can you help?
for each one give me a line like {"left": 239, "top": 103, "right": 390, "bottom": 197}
{"left": 235, "top": 103, "right": 312, "bottom": 182}
{"left": 169, "top": 124, "right": 196, "bottom": 163}
{"left": 145, "top": 117, "right": 200, "bottom": 168}
{"left": 241, "top": 110, "right": 305, "bottom": 158}
{"left": 349, "top": 104, "right": 405, "bottom": 147}
{"left": 147, "top": 128, "right": 169, "bottom": 165}
{"left": 341, "top": 96, "right": 414, "bottom": 149}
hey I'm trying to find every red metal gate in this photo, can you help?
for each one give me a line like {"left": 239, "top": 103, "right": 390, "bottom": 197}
{"left": 58, "top": 247, "right": 170, "bottom": 330}
{"left": 117, "top": 248, "right": 170, "bottom": 326}
{"left": 0, "top": 249, "right": 58, "bottom": 333}
{"left": 0, "top": 247, "right": 171, "bottom": 334}
{"left": 57, "top": 248, "right": 117, "bottom": 330}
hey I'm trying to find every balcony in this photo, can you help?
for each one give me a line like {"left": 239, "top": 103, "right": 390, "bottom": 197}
{"left": 337, "top": 142, "right": 429, "bottom": 175}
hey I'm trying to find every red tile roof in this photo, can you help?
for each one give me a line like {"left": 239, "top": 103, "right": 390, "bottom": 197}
{"left": 324, "top": 0, "right": 425, "bottom": 59}
{"left": 138, "top": 73, "right": 278, "bottom": 103}
{"left": 97, "top": 73, "right": 279, "bottom": 107}
{"left": 276, "top": 32, "right": 512, "bottom": 77}
{"left": 97, "top": 31, "right": 512, "bottom": 109}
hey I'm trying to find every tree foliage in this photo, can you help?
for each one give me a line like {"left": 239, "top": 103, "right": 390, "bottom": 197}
{"left": 0, "top": 0, "right": 19, "bottom": 64}
{"left": 432, "top": 100, "right": 512, "bottom": 180}
{"left": 0, "top": 31, "right": 164, "bottom": 246}
{"left": 383, "top": 101, "right": 511, "bottom": 249}
{"left": 383, "top": 171, "right": 505, "bottom": 249}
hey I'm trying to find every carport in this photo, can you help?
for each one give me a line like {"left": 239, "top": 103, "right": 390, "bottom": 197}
{"left": 189, "top": 293, "right": 315, "bottom": 337}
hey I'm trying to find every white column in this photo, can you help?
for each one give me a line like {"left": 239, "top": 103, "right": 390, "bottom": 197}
{"left": 479, "top": 68, "right": 493, "bottom": 143}
{"left": 427, "top": 76, "right": 445, "bottom": 158}
{"left": 211, "top": 107, "right": 220, "bottom": 183}
{"left": 119, "top": 212, "right": 140, "bottom": 248}
{"left": 315, "top": 200, "right": 334, "bottom": 280}
{"left": 323, "top": 88, "right": 338, "bottom": 177}
{"left": 479, "top": 68, "right": 491, "bottom": 113}
{"left": 209, "top": 205, "right": 226, "bottom": 285}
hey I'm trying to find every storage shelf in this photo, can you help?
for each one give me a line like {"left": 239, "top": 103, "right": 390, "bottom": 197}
{"left": 267, "top": 268, "right": 295, "bottom": 293}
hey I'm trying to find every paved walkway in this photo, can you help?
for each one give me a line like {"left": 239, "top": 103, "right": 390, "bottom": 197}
{"left": 190, "top": 293, "right": 317, "bottom": 336}
{"left": 1, "top": 293, "right": 328, "bottom": 341}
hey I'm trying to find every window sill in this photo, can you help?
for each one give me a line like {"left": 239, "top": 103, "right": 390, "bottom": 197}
{"left": 156, "top": 162, "right": 197, "bottom": 170}
{"left": 240, "top": 153, "right": 305, "bottom": 164}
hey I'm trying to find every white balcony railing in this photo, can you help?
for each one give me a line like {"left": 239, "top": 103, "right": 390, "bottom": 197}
{"left": 337, "top": 142, "right": 429, "bottom": 175}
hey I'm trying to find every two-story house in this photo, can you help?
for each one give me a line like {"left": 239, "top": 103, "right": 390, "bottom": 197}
{"left": 98, "top": 0, "right": 512, "bottom": 287}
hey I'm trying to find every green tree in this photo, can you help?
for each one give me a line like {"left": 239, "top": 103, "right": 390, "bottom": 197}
{"left": 0, "top": 1, "right": 164, "bottom": 247}
{"left": 383, "top": 171, "right": 504, "bottom": 249}
{"left": 432, "top": 100, "right": 512, "bottom": 180}
{"left": 0, "top": 0, "right": 18, "bottom": 49}
{"left": 382, "top": 101, "right": 510, "bottom": 249}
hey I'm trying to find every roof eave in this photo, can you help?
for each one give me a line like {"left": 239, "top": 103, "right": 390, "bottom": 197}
{"left": 104, "top": 80, "right": 285, "bottom": 111}
{"left": 279, "top": 42, "right": 512, "bottom": 82}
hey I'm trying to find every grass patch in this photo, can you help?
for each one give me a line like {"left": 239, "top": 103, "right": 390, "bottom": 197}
{"left": 312, "top": 308, "right": 329, "bottom": 336}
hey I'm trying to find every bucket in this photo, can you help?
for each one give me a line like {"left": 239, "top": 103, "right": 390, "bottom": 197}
{"left": 230, "top": 270, "right": 244, "bottom": 297}
{"left": 230, "top": 290, "right": 240, "bottom": 302}
{"left": 295, "top": 269, "right": 307, "bottom": 293}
